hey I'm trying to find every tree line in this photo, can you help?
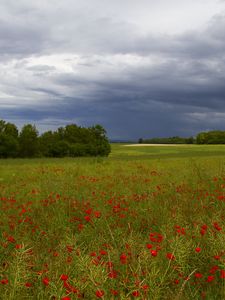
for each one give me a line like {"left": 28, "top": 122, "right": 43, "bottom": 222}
{"left": 139, "top": 130, "right": 225, "bottom": 145}
{"left": 0, "top": 120, "right": 111, "bottom": 158}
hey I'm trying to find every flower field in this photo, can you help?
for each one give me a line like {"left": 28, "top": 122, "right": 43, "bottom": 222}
{"left": 1, "top": 145, "right": 225, "bottom": 299}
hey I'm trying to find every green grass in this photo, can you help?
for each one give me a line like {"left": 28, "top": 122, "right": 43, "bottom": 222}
{"left": 1, "top": 145, "right": 225, "bottom": 299}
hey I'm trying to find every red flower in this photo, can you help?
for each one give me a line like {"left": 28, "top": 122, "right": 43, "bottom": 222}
{"left": 42, "top": 277, "right": 50, "bottom": 286}
{"left": 111, "top": 289, "right": 119, "bottom": 296}
{"left": 146, "top": 243, "right": 153, "bottom": 249}
{"left": 150, "top": 250, "right": 157, "bottom": 257}
{"left": 220, "top": 270, "right": 225, "bottom": 278}
{"left": 66, "top": 245, "right": 73, "bottom": 253}
{"left": 195, "top": 273, "right": 203, "bottom": 279}
{"left": 1, "top": 278, "right": 9, "bottom": 284}
{"left": 60, "top": 274, "right": 68, "bottom": 281}
{"left": 213, "top": 222, "right": 222, "bottom": 231}
{"left": 132, "top": 290, "right": 140, "bottom": 297}
{"left": 206, "top": 275, "right": 214, "bottom": 282}
{"left": 195, "top": 247, "right": 201, "bottom": 253}
{"left": 61, "top": 297, "right": 71, "bottom": 300}
{"left": 108, "top": 270, "right": 118, "bottom": 278}
{"left": 94, "top": 211, "right": 101, "bottom": 218}
{"left": 120, "top": 253, "right": 127, "bottom": 264}
{"left": 25, "top": 282, "right": 32, "bottom": 287}
{"left": 95, "top": 290, "right": 104, "bottom": 298}
{"left": 209, "top": 265, "right": 219, "bottom": 274}
{"left": 84, "top": 215, "right": 91, "bottom": 222}
{"left": 166, "top": 253, "right": 175, "bottom": 260}
{"left": 7, "top": 236, "right": 16, "bottom": 243}
{"left": 141, "top": 284, "right": 149, "bottom": 290}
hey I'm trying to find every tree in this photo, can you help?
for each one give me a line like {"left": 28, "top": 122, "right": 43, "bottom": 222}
{"left": 19, "top": 124, "right": 39, "bottom": 157}
{"left": 0, "top": 120, "right": 19, "bottom": 157}
{"left": 0, "top": 134, "right": 19, "bottom": 158}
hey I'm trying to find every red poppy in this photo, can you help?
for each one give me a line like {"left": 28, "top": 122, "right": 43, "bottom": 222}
{"left": 220, "top": 270, "right": 225, "bottom": 278}
{"left": 25, "top": 282, "right": 32, "bottom": 287}
{"left": 108, "top": 270, "right": 118, "bottom": 278}
{"left": 206, "top": 275, "right": 214, "bottom": 282}
{"left": 42, "top": 277, "right": 50, "bottom": 286}
{"left": 195, "top": 273, "right": 203, "bottom": 279}
{"left": 120, "top": 253, "right": 127, "bottom": 264}
{"left": 111, "top": 289, "right": 119, "bottom": 296}
{"left": 95, "top": 290, "right": 104, "bottom": 298}
{"left": 132, "top": 290, "right": 140, "bottom": 297}
{"left": 60, "top": 274, "right": 68, "bottom": 281}
{"left": 195, "top": 247, "right": 201, "bottom": 253}
{"left": 166, "top": 253, "right": 175, "bottom": 260}
{"left": 150, "top": 250, "right": 157, "bottom": 257}
{"left": 1, "top": 278, "right": 9, "bottom": 284}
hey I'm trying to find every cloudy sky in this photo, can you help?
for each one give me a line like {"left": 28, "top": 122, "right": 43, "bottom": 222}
{"left": 1, "top": 0, "right": 225, "bottom": 140}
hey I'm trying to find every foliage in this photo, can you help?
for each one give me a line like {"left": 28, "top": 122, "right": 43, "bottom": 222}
{"left": 196, "top": 130, "right": 225, "bottom": 144}
{"left": 0, "top": 120, "right": 111, "bottom": 158}
{"left": 141, "top": 136, "right": 195, "bottom": 144}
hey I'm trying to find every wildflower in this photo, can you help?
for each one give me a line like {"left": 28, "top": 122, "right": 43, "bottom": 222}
{"left": 166, "top": 253, "right": 175, "bottom": 260}
{"left": 195, "top": 273, "right": 203, "bottom": 279}
{"left": 99, "top": 250, "right": 107, "bottom": 255}
{"left": 108, "top": 270, "right": 118, "bottom": 278}
{"left": 132, "top": 290, "right": 140, "bottom": 297}
{"left": 1, "top": 278, "right": 8, "bottom": 284}
{"left": 60, "top": 274, "right": 68, "bottom": 281}
{"left": 84, "top": 215, "right": 91, "bottom": 222}
{"left": 61, "top": 297, "right": 71, "bottom": 300}
{"left": 146, "top": 243, "right": 153, "bottom": 249}
{"left": 94, "top": 211, "right": 101, "bottom": 218}
{"left": 66, "top": 245, "right": 73, "bottom": 253}
{"left": 42, "top": 277, "right": 50, "bottom": 286}
{"left": 195, "top": 247, "right": 201, "bottom": 253}
{"left": 220, "top": 270, "right": 225, "bottom": 278}
{"left": 7, "top": 236, "right": 15, "bottom": 243}
{"left": 206, "top": 275, "right": 214, "bottom": 282}
{"left": 95, "top": 290, "right": 104, "bottom": 298}
{"left": 209, "top": 265, "right": 219, "bottom": 274}
{"left": 214, "top": 255, "right": 220, "bottom": 260}
{"left": 141, "top": 284, "right": 149, "bottom": 290}
{"left": 120, "top": 253, "right": 127, "bottom": 264}
{"left": 213, "top": 222, "right": 222, "bottom": 231}
{"left": 150, "top": 250, "right": 157, "bottom": 257}
{"left": 25, "top": 282, "right": 32, "bottom": 287}
{"left": 111, "top": 289, "right": 119, "bottom": 296}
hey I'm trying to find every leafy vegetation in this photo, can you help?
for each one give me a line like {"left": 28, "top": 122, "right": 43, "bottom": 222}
{"left": 139, "top": 130, "right": 225, "bottom": 145}
{"left": 0, "top": 120, "right": 110, "bottom": 158}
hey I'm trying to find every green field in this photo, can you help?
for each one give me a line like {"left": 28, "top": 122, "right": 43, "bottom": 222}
{"left": 1, "top": 144, "right": 225, "bottom": 299}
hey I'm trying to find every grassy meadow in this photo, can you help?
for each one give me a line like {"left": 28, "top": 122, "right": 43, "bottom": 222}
{"left": 1, "top": 144, "right": 225, "bottom": 299}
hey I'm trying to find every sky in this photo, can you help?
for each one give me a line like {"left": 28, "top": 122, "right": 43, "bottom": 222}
{"left": 1, "top": 0, "right": 225, "bottom": 140}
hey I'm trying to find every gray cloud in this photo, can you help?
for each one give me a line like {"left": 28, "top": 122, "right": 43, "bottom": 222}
{"left": 1, "top": 1, "right": 225, "bottom": 139}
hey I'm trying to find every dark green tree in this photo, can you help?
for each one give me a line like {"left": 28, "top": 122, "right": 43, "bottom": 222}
{"left": 19, "top": 124, "right": 39, "bottom": 157}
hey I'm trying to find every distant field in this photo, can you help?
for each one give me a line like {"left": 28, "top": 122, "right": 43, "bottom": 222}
{"left": 110, "top": 143, "right": 225, "bottom": 160}
{"left": 1, "top": 145, "right": 225, "bottom": 299}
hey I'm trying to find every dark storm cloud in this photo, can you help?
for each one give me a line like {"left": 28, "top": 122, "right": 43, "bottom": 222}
{"left": 1, "top": 0, "right": 225, "bottom": 139}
